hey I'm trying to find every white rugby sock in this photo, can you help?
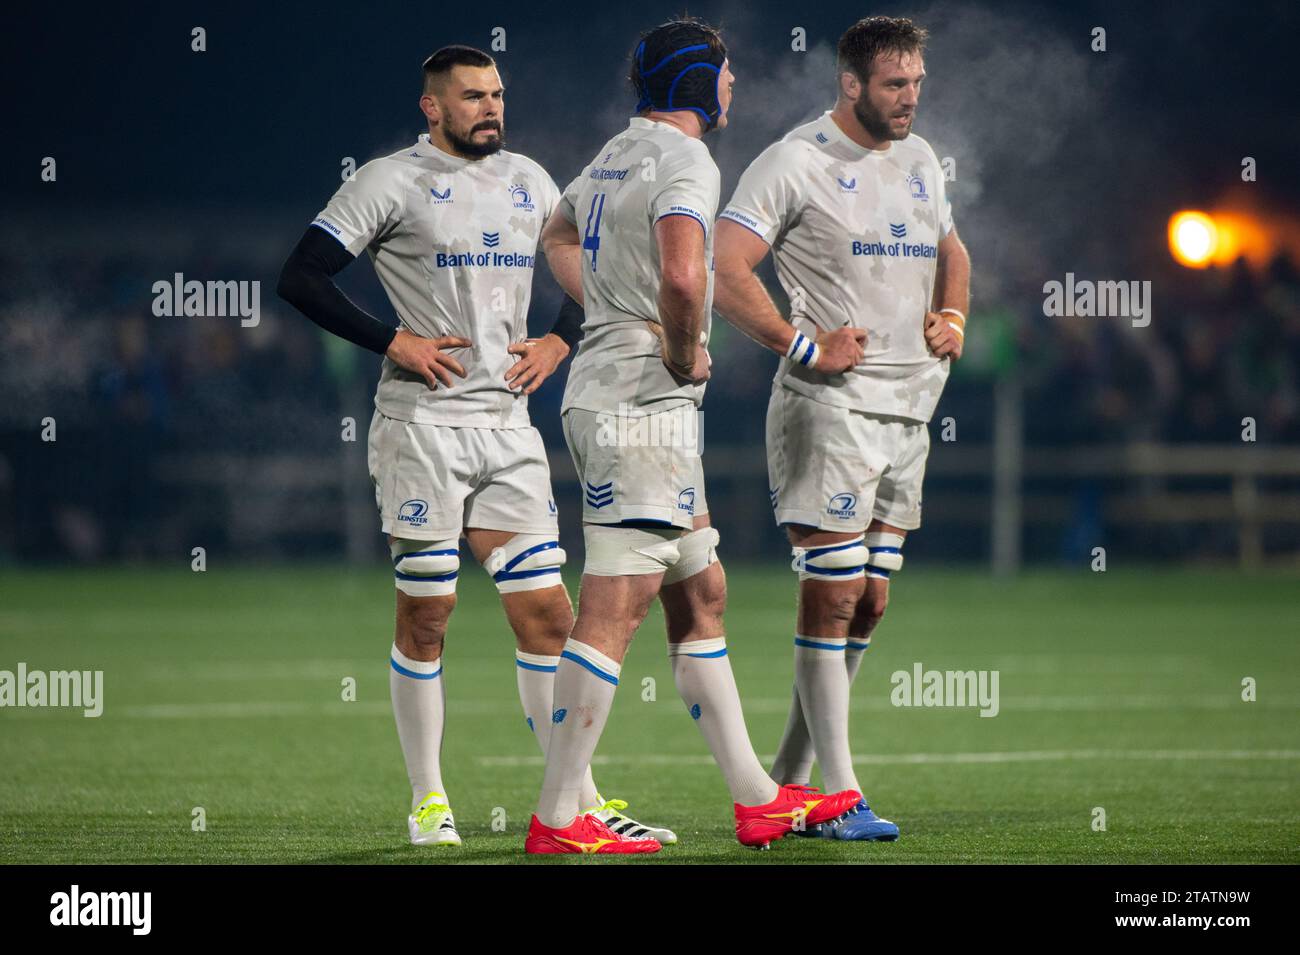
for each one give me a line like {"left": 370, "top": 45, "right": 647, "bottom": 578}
{"left": 791, "top": 635, "right": 862, "bottom": 795}
{"left": 535, "top": 640, "right": 621, "bottom": 828}
{"left": 770, "top": 684, "right": 815, "bottom": 786}
{"left": 772, "top": 636, "right": 870, "bottom": 785}
{"left": 389, "top": 643, "right": 447, "bottom": 809}
{"left": 668, "top": 638, "right": 779, "bottom": 807}
{"left": 845, "top": 636, "right": 870, "bottom": 681}
{"left": 515, "top": 650, "right": 603, "bottom": 811}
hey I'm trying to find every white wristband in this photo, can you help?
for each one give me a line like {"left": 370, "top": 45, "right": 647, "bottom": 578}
{"left": 785, "top": 331, "right": 820, "bottom": 368}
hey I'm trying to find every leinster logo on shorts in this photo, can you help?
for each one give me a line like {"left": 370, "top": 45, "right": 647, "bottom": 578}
{"left": 677, "top": 487, "right": 696, "bottom": 516}
{"left": 398, "top": 499, "right": 429, "bottom": 527}
{"left": 509, "top": 184, "right": 535, "bottom": 212}
{"left": 827, "top": 492, "right": 857, "bottom": 519}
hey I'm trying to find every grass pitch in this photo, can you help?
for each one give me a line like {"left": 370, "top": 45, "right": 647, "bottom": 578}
{"left": 1, "top": 564, "right": 1296, "bottom": 864}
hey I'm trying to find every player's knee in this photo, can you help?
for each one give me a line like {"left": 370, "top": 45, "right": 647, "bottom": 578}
{"left": 391, "top": 537, "right": 460, "bottom": 597}
{"left": 397, "top": 594, "right": 455, "bottom": 655}
{"left": 518, "top": 589, "right": 575, "bottom": 654}
{"left": 539, "top": 592, "right": 576, "bottom": 642}
{"left": 484, "top": 534, "right": 566, "bottom": 594}
{"left": 853, "top": 590, "right": 889, "bottom": 636}
{"left": 823, "top": 585, "right": 865, "bottom": 626}
{"left": 665, "top": 566, "right": 727, "bottom": 643}
{"left": 799, "top": 574, "right": 865, "bottom": 630}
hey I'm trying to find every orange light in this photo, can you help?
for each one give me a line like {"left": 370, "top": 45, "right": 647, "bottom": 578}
{"left": 1169, "top": 210, "right": 1217, "bottom": 268}
{"left": 1207, "top": 211, "right": 1269, "bottom": 267}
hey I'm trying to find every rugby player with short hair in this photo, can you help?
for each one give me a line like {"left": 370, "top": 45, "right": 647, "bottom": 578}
{"left": 277, "top": 44, "right": 671, "bottom": 848}
{"left": 524, "top": 18, "right": 861, "bottom": 855}
{"left": 713, "top": 16, "right": 971, "bottom": 841}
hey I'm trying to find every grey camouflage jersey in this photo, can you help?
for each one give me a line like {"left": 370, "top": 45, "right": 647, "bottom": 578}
{"left": 720, "top": 111, "right": 954, "bottom": 423}
{"left": 312, "top": 133, "right": 559, "bottom": 428}
{"left": 559, "top": 117, "right": 720, "bottom": 416}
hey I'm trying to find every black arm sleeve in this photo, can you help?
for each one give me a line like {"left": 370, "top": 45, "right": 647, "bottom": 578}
{"left": 276, "top": 227, "right": 398, "bottom": 356}
{"left": 549, "top": 294, "right": 586, "bottom": 351}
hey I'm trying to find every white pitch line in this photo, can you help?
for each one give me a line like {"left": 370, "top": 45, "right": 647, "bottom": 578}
{"left": 476, "top": 749, "right": 1300, "bottom": 768}
{"left": 38, "top": 696, "right": 1300, "bottom": 717}
{"left": 17, "top": 696, "right": 1292, "bottom": 721}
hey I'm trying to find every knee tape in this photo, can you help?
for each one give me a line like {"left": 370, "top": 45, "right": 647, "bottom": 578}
{"left": 391, "top": 537, "right": 460, "bottom": 597}
{"left": 484, "top": 534, "right": 567, "bottom": 593}
{"left": 661, "top": 527, "right": 720, "bottom": 586}
{"left": 865, "top": 532, "right": 905, "bottom": 579}
{"left": 791, "top": 535, "right": 868, "bottom": 582}
{"left": 582, "top": 525, "right": 682, "bottom": 577}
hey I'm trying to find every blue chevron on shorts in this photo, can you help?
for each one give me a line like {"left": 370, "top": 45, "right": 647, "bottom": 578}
{"left": 584, "top": 480, "right": 614, "bottom": 510}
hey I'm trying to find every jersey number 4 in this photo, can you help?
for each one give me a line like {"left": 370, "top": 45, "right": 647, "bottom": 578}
{"left": 582, "top": 192, "right": 606, "bottom": 272}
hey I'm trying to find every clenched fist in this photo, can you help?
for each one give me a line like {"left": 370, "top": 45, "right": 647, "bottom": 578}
{"left": 924, "top": 311, "right": 964, "bottom": 361}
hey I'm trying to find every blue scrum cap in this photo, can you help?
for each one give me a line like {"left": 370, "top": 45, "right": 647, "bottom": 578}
{"left": 631, "top": 19, "right": 727, "bottom": 131}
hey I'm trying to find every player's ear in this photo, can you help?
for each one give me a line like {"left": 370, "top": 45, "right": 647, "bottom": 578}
{"left": 419, "top": 93, "right": 441, "bottom": 126}
{"left": 839, "top": 70, "right": 861, "bottom": 102}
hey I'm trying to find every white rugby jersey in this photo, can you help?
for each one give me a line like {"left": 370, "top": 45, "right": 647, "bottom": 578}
{"left": 312, "top": 133, "right": 559, "bottom": 428}
{"left": 720, "top": 111, "right": 954, "bottom": 423}
{"left": 559, "top": 117, "right": 720, "bottom": 415}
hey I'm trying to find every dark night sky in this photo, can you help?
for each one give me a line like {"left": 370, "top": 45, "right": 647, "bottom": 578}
{"left": 4, "top": 0, "right": 1299, "bottom": 310}
{"left": 9, "top": 0, "right": 1298, "bottom": 204}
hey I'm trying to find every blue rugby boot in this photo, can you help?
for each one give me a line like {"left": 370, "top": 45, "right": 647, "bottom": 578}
{"left": 830, "top": 800, "right": 899, "bottom": 841}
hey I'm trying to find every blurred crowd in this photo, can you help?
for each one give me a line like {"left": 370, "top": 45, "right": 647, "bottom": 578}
{"left": 1, "top": 244, "right": 1297, "bottom": 563}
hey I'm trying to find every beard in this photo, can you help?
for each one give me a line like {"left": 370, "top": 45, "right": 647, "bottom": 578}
{"left": 445, "top": 119, "right": 504, "bottom": 157}
{"left": 852, "top": 95, "right": 912, "bottom": 142}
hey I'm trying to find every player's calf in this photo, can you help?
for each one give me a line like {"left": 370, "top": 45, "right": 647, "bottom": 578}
{"left": 662, "top": 527, "right": 725, "bottom": 644}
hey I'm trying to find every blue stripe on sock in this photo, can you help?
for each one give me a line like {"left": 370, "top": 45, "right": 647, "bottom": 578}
{"left": 391, "top": 658, "right": 442, "bottom": 680}
{"left": 684, "top": 648, "right": 728, "bottom": 658}
{"left": 516, "top": 659, "right": 558, "bottom": 673}
{"left": 561, "top": 649, "right": 619, "bottom": 685}
{"left": 794, "top": 637, "right": 847, "bottom": 652}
